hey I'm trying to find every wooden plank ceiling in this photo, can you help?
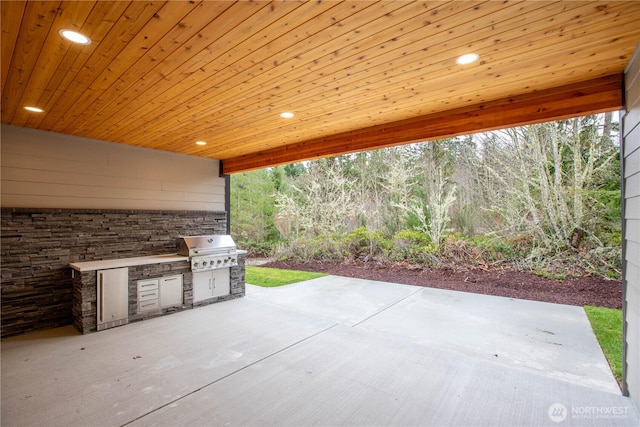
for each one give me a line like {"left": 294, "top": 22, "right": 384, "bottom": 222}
{"left": 2, "top": 1, "right": 640, "bottom": 173}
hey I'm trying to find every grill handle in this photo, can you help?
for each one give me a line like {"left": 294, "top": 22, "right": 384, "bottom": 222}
{"left": 193, "top": 249, "right": 221, "bottom": 254}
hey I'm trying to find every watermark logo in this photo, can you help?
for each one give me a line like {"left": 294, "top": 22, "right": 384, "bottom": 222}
{"left": 548, "top": 403, "right": 567, "bottom": 422}
{"left": 548, "top": 403, "right": 630, "bottom": 422}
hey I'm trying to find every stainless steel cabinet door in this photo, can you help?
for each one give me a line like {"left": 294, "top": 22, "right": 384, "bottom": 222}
{"left": 97, "top": 267, "right": 128, "bottom": 330}
{"left": 160, "top": 275, "right": 183, "bottom": 307}
{"left": 193, "top": 270, "right": 230, "bottom": 301}
{"left": 192, "top": 270, "right": 212, "bottom": 302}
{"left": 212, "top": 269, "right": 230, "bottom": 297}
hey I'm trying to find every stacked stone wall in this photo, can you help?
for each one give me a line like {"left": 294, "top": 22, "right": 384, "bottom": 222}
{"left": 1, "top": 208, "right": 227, "bottom": 337}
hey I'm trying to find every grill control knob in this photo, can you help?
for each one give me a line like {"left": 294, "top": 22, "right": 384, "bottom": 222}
{"left": 202, "top": 261, "right": 208, "bottom": 266}
{"left": 193, "top": 262, "right": 199, "bottom": 268}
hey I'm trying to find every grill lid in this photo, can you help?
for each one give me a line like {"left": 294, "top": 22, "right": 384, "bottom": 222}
{"left": 177, "top": 235, "right": 237, "bottom": 257}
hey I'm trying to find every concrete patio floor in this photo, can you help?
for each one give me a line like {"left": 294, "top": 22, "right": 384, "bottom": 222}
{"left": 2, "top": 276, "right": 638, "bottom": 426}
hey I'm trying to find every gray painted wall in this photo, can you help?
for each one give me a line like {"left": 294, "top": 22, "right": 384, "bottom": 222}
{"left": 623, "top": 44, "right": 640, "bottom": 409}
{"left": 1, "top": 125, "right": 225, "bottom": 211}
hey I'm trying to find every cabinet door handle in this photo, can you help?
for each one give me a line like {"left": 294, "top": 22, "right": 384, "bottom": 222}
{"left": 164, "top": 277, "right": 178, "bottom": 281}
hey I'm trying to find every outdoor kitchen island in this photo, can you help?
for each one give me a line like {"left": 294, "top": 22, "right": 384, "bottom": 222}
{"left": 70, "top": 236, "right": 246, "bottom": 334}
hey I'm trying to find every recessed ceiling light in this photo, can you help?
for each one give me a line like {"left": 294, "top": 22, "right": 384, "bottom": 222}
{"left": 59, "top": 29, "right": 91, "bottom": 45}
{"left": 24, "top": 106, "right": 44, "bottom": 113}
{"left": 456, "top": 53, "right": 479, "bottom": 65}
{"left": 195, "top": 141, "right": 207, "bottom": 146}
{"left": 280, "top": 112, "right": 294, "bottom": 118}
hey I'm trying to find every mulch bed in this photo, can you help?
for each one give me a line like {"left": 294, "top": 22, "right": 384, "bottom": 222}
{"left": 261, "top": 260, "right": 623, "bottom": 309}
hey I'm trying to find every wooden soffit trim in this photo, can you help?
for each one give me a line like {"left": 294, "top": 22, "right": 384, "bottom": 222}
{"left": 222, "top": 74, "right": 623, "bottom": 174}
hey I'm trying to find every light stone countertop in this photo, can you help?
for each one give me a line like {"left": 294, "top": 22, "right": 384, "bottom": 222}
{"left": 70, "top": 254, "right": 189, "bottom": 272}
{"left": 70, "top": 250, "right": 247, "bottom": 272}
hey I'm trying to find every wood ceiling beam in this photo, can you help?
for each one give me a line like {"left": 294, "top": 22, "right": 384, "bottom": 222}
{"left": 222, "top": 74, "right": 623, "bottom": 174}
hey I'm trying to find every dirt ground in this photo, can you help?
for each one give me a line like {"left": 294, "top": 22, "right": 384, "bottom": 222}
{"left": 260, "top": 260, "right": 623, "bottom": 309}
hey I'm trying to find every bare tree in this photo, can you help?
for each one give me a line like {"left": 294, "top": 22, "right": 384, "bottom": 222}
{"left": 478, "top": 114, "right": 618, "bottom": 252}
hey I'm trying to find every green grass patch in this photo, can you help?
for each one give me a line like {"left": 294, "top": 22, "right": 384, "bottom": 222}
{"left": 584, "top": 305, "right": 623, "bottom": 385}
{"left": 245, "top": 266, "right": 326, "bottom": 287}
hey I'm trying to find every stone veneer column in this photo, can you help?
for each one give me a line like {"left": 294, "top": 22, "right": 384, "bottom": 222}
{"left": 72, "top": 269, "right": 97, "bottom": 333}
{"left": 231, "top": 253, "right": 246, "bottom": 296}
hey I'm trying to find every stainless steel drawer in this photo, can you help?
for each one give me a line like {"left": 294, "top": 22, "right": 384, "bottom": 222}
{"left": 137, "top": 279, "right": 158, "bottom": 292}
{"left": 138, "top": 289, "right": 159, "bottom": 302}
{"left": 138, "top": 299, "right": 159, "bottom": 313}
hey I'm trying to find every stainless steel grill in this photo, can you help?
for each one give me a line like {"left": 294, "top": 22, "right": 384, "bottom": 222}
{"left": 177, "top": 235, "right": 238, "bottom": 272}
